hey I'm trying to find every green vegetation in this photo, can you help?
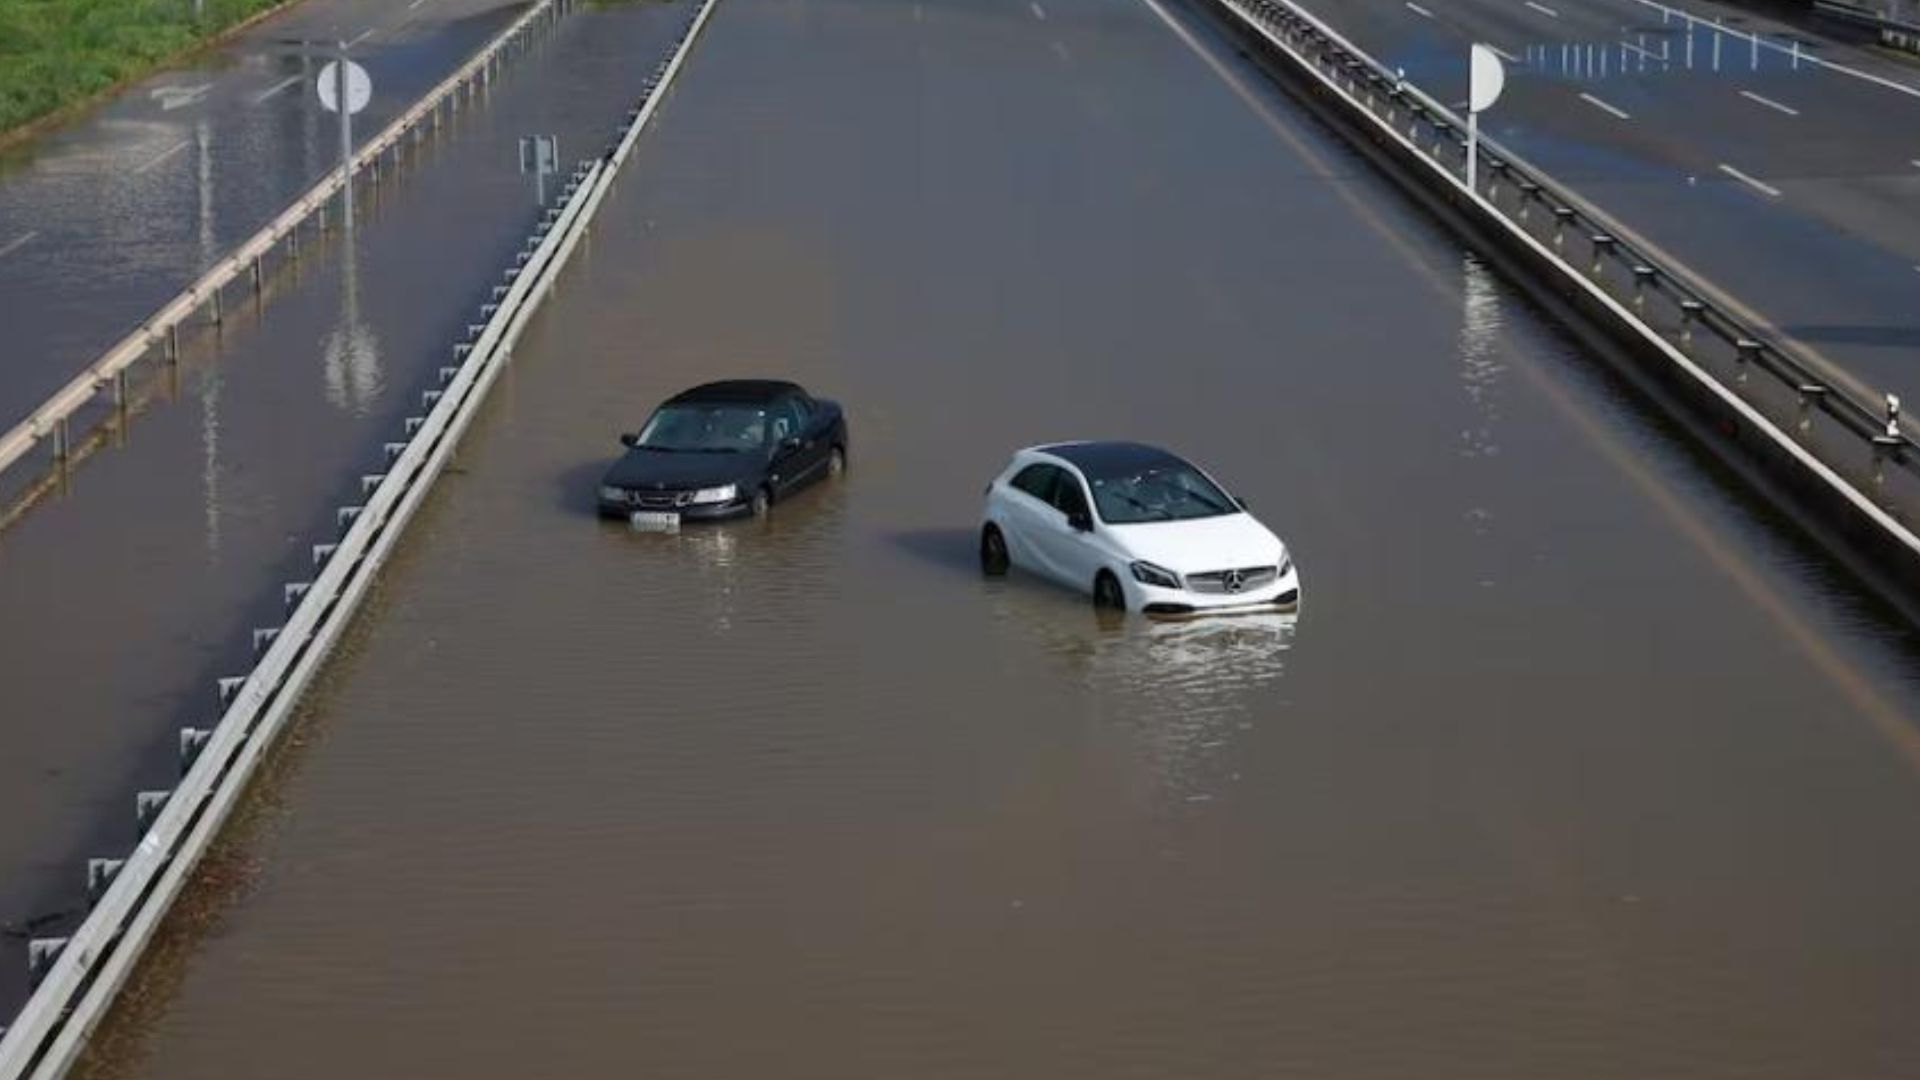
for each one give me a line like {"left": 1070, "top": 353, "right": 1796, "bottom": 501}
{"left": 0, "top": 0, "right": 283, "bottom": 135}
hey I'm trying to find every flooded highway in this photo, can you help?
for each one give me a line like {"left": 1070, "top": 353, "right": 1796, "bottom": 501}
{"left": 0, "top": 0, "right": 691, "bottom": 1015}
{"left": 73, "top": 0, "right": 1920, "bottom": 1076}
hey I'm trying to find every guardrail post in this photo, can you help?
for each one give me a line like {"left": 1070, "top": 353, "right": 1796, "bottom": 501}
{"left": 50, "top": 416, "right": 70, "bottom": 462}
{"left": 252, "top": 626, "right": 282, "bottom": 655}
{"left": 1631, "top": 265, "right": 1656, "bottom": 308}
{"left": 1551, "top": 206, "right": 1574, "bottom": 247}
{"left": 86, "top": 859, "right": 125, "bottom": 906}
{"left": 1589, "top": 234, "right": 1616, "bottom": 276}
{"left": 166, "top": 322, "right": 180, "bottom": 363}
{"left": 1679, "top": 299, "right": 1704, "bottom": 345}
{"left": 27, "top": 939, "right": 68, "bottom": 990}
{"left": 178, "top": 728, "right": 211, "bottom": 773}
{"left": 1796, "top": 384, "right": 1828, "bottom": 431}
{"left": 135, "top": 790, "right": 170, "bottom": 833}
{"left": 1515, "top": 180, "right": 1538, "bottom": 220}
{"left": 1883, "top": 394, "right": 1903, "bottom": 442}
{"left": 113, "top": 369, "right": 130, "bottom": 410}
{"left": 251, "top": 256, "right": 263, "bottom": 293}
{"left": 1733, "top": 339, "right": 1761, "bottom": 383}
{"left": 210, "top": 285, "right": 223, "bottom": 327}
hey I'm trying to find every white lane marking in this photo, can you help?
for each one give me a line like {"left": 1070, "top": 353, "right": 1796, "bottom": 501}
{"left": 1717, "top": 162, "right": 1781, "bottom": 197}
{"left": 248, "top": 74, "right": 304, "bottom": 104}
{"left": 133, "top": 138, "right": 191, "bottom": 174}
{"left": 150, "top": 83, "right": 212, "bottom": 110}
{"left": 1486, "top": 42, "right": 1522, "bottom": 62}
{"left": 407, "top": 0, "right": 434, "bottom": 8}
{"left": 1051, "top": 40, "right": 1073, "bottom": 61}
{"left": 1738, "top": 88, "right": 1799, "bottom": 116}
{"left": 1619, "top": 39, "right": 1664, "bottom": 62}
{"left": 1579, "top": 91, "right": 1631, "bottom": 118}
{"left": 0, "top": 231, "right": 37, "bottom": 260}
{"left": 1912, "top": 159, "right": 1920, "bottom": 169}
{"left": 1405, "top": 1, "right": 1434, "bottom": 17}
{"left": 1629, "top": 0, "right": 1920, "bottom": 101}
{"left": 1524, "top": 1, "right": 1559, "bottom": 17}
{"left": 346, "top": 27, "right": 375, "bottom": 48}
{"left": 1030, "top": 0, "right": 1047, "bottom": 17}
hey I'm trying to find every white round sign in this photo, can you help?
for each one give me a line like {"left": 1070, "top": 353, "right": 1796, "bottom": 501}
{"left": 1468, "top": 44, "right": 1505, "bottom": 113}
{"left": 316, "top": 59, "right": 372, "bottom": 115}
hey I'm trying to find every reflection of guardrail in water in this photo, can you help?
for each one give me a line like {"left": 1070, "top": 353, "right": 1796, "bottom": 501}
{"left": 0, "top": 0, "right": 575, "bottom": 486}
{"left": 0, "top": 0, "right": 724, "bottom": 1073}
{"left": 1205, "top": 0, "right": 1920, "bottom": 581}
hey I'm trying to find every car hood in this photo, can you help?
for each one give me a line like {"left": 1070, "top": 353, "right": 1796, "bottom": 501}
{"left": 602, "top": 448, "right": 763, "bottom": 490}
{"left": 1106, "top": 513, "right": 1285, "bottom": 574}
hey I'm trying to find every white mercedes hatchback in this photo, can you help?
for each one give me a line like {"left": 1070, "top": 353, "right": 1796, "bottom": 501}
{"left": 979, "top": 441, "right": 1300, "bottom": 615}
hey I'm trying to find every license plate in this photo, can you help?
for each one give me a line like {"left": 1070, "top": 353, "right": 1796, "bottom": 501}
{"left": 628, "top": 511, "right": 681, "bottom": 532}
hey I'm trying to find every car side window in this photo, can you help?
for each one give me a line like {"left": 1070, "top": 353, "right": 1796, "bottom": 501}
{"left": 789, "top": 394, "right": 814, "bottom": 430}
{"left": 1049, "top": 470, "right": 1090, "bottom": 519}
{"left": 770, "top": 397, "right": 805, "bottom": 444}
{"left": 1010, "top": 464, "right": 1057, "bottom": 504}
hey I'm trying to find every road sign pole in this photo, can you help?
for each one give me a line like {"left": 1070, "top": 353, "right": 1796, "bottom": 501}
{"left": 1467, "top": 110, "right": 1478, "bottom": 191}
{"left": 337, "top": 45, "right": 353, "bottom": 222}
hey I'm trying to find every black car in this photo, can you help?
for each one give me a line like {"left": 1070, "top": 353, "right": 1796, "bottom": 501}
{"left": 597, "top": 380, "right": 848, "bottom": 523}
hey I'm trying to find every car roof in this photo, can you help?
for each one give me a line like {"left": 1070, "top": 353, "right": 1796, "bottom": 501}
{"left": 666, "top": 379, "right": 804, "bottom": 405}
{"left": 1030, "top": 440, "right": 1189, "bottom": 476}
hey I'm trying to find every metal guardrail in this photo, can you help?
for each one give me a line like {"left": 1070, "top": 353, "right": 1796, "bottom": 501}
{"left": 0, "top": 0, "right": 575, "bottom": 483}
{"left": 1208, "top": 0, "right": 1920, "bottom": 557}
{"left": 0, "top": 0, "right": 724, "bottom": 1073}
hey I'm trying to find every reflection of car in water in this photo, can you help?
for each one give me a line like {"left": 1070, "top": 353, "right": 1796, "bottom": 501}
{"left": 979, "top": 441, "right": 1301, "bottom": 616}
{"left": 596, "top": 380, "right": 847, "bottom": 527}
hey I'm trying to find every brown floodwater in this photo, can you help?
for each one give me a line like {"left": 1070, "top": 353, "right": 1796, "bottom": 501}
{"left": 79, "top": 0, "right": 1920, "bottom": 1076}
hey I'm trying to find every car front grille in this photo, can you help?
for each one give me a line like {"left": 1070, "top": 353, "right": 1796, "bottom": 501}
{"left": 1186, "top": 566, "right": 1279, "bottom": 595}
{"left": 623, "top": 489, "right": 695, "bottom": 509}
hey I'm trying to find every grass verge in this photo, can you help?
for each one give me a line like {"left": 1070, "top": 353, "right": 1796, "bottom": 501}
{"left": 0, "top": 0, "right": 287, "bottom": 137}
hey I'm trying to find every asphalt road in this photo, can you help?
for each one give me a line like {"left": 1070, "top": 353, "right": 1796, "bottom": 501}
{"left": 61, "top": 0, "right": 1920, "bottom": 1076}
{"left": 1281, "top": 0, "right": 1920, "bottom": 412}
{"left": 0, "top": 0, "right": 693, "bottom": 1017}
{"left": 0, "top": 0, "right": 536, "bottom": 425}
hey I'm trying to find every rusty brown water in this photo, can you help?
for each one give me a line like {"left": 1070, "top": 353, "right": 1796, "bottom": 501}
{"left": 81, "top": 0, "right": 1920, "bottom": 1076}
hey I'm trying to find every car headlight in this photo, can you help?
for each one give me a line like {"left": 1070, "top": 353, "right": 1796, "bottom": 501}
{"left": 598, "top": 485, "right": 626, "bottom": 502}
{"left": 1129, "top": 560, "right": 1181, "bottom": 589}
{"left": 690, "top": 483, "right": 738, "bottom": 505}
{"left": 1278, "top": 552, "right": 1292, "bottom": 577}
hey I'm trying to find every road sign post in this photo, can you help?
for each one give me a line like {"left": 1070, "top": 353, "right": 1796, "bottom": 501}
{"left": 520, "top": 134, "right": 559, "bottom": 207}
{"left": 1467, "top": 43, "right": 1505, "bottom": 192}
{"left": 317, "top": 54, "right": 373, "bottom": 220}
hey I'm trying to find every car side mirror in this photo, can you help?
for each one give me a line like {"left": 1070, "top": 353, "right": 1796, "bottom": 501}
{"left": 619, "top": 433, "right": 638, "bottom": 448}
{"left": 1067, "top": 510, "right": 1094, "bottom": 533}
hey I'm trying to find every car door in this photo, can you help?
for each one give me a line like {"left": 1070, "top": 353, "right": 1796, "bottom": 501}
{"left": 767, "top": 396, "right": 816, "bottom": 495}
{"left": 1001, "top": 463, "right": 1064, "bottom": 580}
{"left": 1035, "top": 465, "right": 1104, "bottom": 591}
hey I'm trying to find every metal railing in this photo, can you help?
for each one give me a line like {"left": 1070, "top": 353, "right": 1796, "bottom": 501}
{"left": 1209, "top": 0, "right": 1920, "bottom": 555}
{"left": 0, "top": 0, "right": 724, "bottom": 1073}
{"left": 0, "top": 0, "right": 575, "bottom": 484}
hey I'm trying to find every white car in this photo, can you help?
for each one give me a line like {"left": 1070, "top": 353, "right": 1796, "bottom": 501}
{"left": 979, "top": 441, "right": 1300, "bottom": 615}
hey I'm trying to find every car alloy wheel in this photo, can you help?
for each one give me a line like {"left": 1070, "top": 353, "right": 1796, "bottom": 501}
{"left": 751, "top": 487, "right": 771, "bottom": 518}
{"left": 829, "top": 446, "right": 847, "bottom": 478}
{"left": 980, "top": 525, "right": 1010, "bottom": 577}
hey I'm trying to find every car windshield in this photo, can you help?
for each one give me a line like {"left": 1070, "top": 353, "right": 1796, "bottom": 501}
{"left": 1086, "top": 460, "right": 1237, "bottom": 524}
{"left": 634, "top": 404, "right": 766, "bottom": 453}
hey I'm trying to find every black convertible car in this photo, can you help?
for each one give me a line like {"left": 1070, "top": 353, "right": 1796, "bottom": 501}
{"left": 597, "top": 380, "right": 848, "bottom": 524}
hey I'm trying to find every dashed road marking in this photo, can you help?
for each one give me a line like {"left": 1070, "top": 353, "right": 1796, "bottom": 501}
{"left": 0, "top": 231, "right": 36, "bottom": 260}
{"left": 1030, "top": 1, "right": 1047, "bottom": 18}
{"left": 133, "top": 139, "right": 191, "bottom": 175}
{"left": 1486, "top": 43, "right": 1522, "bottom": 62}
{"left": 1738, "top": 88, "right": 1799, "bottom": 115}
{"left": 346, "top": 27, "right": 375, "bottom": 48}
{"left": 249, "top": 74, "right": 304, "bottom": 105}
{"left": 1718, "top": 162, "right": 1781, "bottom": 197}
{"left": 1405, "top": 2, "right": 1434, "bottom": 17}
{"left": 1524, "top": 1, "right": 1559, "bottom": 17}
{"left": 1051, "top": 40, "right": 1073, "bottom": 60}
{"left": 1579, "top": 91, "right": 1631, "bottom": 119}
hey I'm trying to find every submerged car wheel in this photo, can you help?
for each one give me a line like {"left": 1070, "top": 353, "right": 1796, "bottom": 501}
{"left": 751, "top": 486, "right": 772, "bottom": 518}
{"left": 980, "top": 524, "right": 1010, "bottom": 577}
{"left": 828, "top": 445, "right": 847, "bottom": 478}
{"left": 1093, "top": 570, "right": 1126, "bottom": 612}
